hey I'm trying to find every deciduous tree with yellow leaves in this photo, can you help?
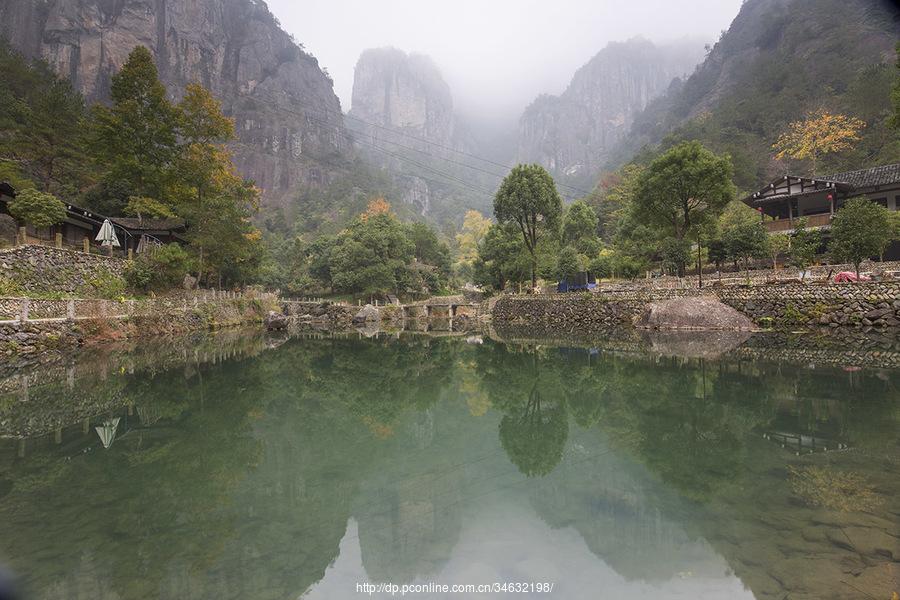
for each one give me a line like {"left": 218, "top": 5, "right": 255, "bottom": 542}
{"left": 773, "top": 109, "right": 866, "bottom": 176}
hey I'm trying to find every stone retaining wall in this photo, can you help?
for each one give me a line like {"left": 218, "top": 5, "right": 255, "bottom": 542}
{"left": 492, "top": 282, "right": 900, "bottom": 331}
{"left": 0, "top": 245, "right": 125, "bottom": 294}
{"left": 0, "top": 294, "right": 278, "bottom": 357}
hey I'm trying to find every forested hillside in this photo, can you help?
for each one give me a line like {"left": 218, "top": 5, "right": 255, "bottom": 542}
{"left": 609, "top": 0, "right": 900, "bottom": 191}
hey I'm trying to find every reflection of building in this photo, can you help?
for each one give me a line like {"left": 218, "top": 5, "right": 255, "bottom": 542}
{"left": 742, "top": 163, "right": 900, "bottom": 259}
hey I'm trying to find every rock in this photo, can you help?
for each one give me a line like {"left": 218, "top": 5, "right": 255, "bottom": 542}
{"left": 1, "top": 0, "right": 347, "bottom": 213}
{"left": 182, "top": 274, "right": 198, "bottom": 290}
{"left": 264, "top": 311, "right": 288, "bottom": 331}
{"left": 864, "top": 308, "right": 893, "bottom": 320}
{"left": 352, "top": 304, "right": 381, "bottom": 324}
{"left": 635, "top": 297, "right": 757, "bottom": 331}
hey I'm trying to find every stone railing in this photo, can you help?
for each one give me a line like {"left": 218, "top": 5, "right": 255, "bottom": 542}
{"left": 0, "top": 289, "right": 277, "bottom": 324}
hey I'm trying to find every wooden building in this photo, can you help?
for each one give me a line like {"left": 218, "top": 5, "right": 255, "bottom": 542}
{"left": 743, "top": 163, "right": 900, "bottom": 259}
{"left": 0, "top": 182, "right": 187, "bottom": 255}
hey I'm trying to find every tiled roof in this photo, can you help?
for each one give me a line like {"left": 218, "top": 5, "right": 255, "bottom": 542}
{"left": 822, "top": 163, "right": 900, "bottom": 189}
{"left": 110, "top": 217, "right": 186, "bottom": 231}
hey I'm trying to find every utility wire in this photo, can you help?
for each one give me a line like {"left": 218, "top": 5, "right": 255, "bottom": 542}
{"left": 244, "top": 89, "right": 595, "bottom": 198}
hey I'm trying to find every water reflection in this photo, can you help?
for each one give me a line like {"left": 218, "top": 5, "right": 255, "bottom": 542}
{"left": 0, "top": 329, "right": 897, "bottom": 599}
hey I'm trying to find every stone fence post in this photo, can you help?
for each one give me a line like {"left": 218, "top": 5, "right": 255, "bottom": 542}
{"left": 18, "top": 298, "right": 29, "bottom": 323}
{"left": 66, "top": 299, "right": 75, "bottom": 321}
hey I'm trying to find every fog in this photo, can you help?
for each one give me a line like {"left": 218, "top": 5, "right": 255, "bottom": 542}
{"left": 266, "top": 0, "right": 744, "bottom": 126}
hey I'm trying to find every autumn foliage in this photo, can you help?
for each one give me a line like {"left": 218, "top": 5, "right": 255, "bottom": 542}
{"left": 773, "top": 109, "right": 865, "bottom": 176}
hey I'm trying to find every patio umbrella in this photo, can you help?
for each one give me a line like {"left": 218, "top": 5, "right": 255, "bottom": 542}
{"left": 95, "top": 417, "right": 121, "bottom": 449}
{"left": 95, "top": 219, "right": 121, "bottom": 248}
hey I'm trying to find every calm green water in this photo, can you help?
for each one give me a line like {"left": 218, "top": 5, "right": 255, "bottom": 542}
{"left": 0, "top": 331, "right": 898, "bottom": 600}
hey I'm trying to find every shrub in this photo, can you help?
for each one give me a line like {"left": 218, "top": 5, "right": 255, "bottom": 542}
{"left": 124, "top": 243, "right": 193, "bottom": 292}
{"left": 7, "top": 188, "right": 67, "bottom": 228}
{"left": 80, "top": 272, "right": 127, "bottom": 299}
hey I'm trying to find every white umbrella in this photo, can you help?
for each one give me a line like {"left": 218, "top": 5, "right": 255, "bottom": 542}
{"left": 95, "top": 417, "right": 121, "bottom": 449}
{"left": 95, "top": 219, "right": 121, "bottom": 248}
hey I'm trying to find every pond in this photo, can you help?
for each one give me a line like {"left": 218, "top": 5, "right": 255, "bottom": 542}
{"left": 0, "top": 330, "right": 897, "bottom": 599}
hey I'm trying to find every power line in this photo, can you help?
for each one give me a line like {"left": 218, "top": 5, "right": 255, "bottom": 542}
{"left": 246, "top": 92, "right": 501, "bottom": 202}
{"left": 245, "top": 89, "right": 595, "bottom": 198}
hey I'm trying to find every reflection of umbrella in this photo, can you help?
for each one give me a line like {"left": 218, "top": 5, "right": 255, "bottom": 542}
{"left": 95, "top": 417, "right": 121, "bottom": 449}
{"left": 95, "top": 219, "right": 121, "bottom": 247}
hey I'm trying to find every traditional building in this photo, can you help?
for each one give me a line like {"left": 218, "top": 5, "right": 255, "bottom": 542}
{"left": 0, "top": 182, "right": 187, "bottom": 255}
{"left": 743, "top": 163, "right": 900, "bottom": 259}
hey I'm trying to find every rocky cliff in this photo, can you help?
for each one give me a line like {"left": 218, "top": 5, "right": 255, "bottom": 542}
{"left": 348, "top": 47, "right": 492, "bottom": 221}
{"left": 517, "top": 38, "right": 704, "bottom": 192}
{"left": 0, "top": 0, "right": 348, "bottom": 210}
{"left": 612, "top": 0, "right": 900, "bottom": 188}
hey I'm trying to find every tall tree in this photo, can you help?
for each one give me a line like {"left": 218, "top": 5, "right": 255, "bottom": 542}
{"left": 493, "top": 164, "right": 563, "bottom": 289}
{"left": 90, "top": 46, "right": 179, "bottom": 207}
{"left": 633, "top": 141, "right": 734, "bottom": 275}
{"left": 773, "top": 109, "right": 866, "bottom": 176}
{"left": 0, "top": 40, "right": 91, "bottom": 194}
{"left": 562, "top": 200, "right": 600, "bottom": 255}
{"left": 454, "top": 210, "right": 492, "bottom": 278}
{"left": 829, "top": 197, "right": 893, "bottom": 280}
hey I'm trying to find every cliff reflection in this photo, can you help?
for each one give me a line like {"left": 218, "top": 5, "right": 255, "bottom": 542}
{"left": 0, "top": 330, "right": 896, "bottom": 600}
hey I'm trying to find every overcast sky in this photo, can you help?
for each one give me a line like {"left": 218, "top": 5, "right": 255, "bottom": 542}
{"left": 266, "top": 0, "right": 744, "bottom": 125}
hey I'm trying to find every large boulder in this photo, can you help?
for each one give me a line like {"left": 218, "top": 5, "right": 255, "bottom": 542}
{"left": 635, "top": 297, "right": 756, "bottom": 331}
{"left": 265, "top": 311, "right": 288, "bottom": 331}
{"left": 353, "top": 304, "right": 381, "bottom": 324}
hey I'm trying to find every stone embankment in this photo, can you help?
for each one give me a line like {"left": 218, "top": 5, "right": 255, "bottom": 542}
{"left": 492, "top": 282, "right": 900, "bottom": 331}
{"left": 0, "top": 245, "right": 124, "bottom": 294}
{"left": 0, "top": 292, "right": 278, "bottom": 358}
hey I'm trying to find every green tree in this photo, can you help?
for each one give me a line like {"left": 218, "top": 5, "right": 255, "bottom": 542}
{"left": 0, "top": 40, "right": 92, "bottom": 195}
{"left": 767, "top": 233, "right": 791, "bottom": 270}
{"left": 474, "top": 223, "right": 529, "bottom": 292}
{"left": 724, "top": 222, "right": 768, "bottom": 281}
{"left": 90, "top": 46, "right": 179, "bottom": 208}
{"left": 555, "top": 246, "right": 583, "bottom": 281}
{"left": 789, "top": 218, "right": 821, "bottom": 281}
{"left": 125, "top": 196, "right": 176, "bottom": 221}
{"left": 707, "top": 238, "right": 728, "bottom": 271}
{"left": 172, "top": 83, "right": 261, "bottom": 286}
{"left": 562, "top": 200, "right": 600, "bottom": 254}
{"left": 658, "top": 238, "right": 691, "bottom": 276}
{"left": 8, "top": 188, "right": 67, "bottom": 228}
{"left": 633, "top": 142, "right": 735, "bottom": 275}
{"left": 493, "top": 164, "right": 563, "bottom": 289}
{"left": 829, "top": 197, "right": 893, "bottom": 280}
{"left": 329, "top": 211, "right": 415, "bottom": 296}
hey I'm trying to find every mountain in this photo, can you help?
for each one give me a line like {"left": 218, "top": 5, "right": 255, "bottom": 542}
{"left": 609, "top": 0, "right": 900, "bottom": 191}
{"left": 516, "top": 38, "right": 705, "bottom": 194}
{"left": 0, "top": 0, "right": 349, "bottom": 212}
{"left": 348, "top": 47, "right": 496, "bottom": 222}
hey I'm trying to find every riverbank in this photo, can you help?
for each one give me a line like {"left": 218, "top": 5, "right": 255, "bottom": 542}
{"left": 0, "top": 292, "right": 279, "bottom": 363}
{"left": 491, "top": 282, "right": 900, "bottom": 331}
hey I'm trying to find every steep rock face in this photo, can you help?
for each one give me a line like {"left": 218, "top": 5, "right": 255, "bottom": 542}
{"left": 348, "top": 48, "right": 492, "bottom": 220}
{"left": 614, "top": 0, "right": 900, "bottom": 187}
{"left": 350, "top": 47, "right": 454, "bottom": 146}
{"left": 517, "top": 38, "right": 703, "bottom": 188}
{"left": 0, "top": 0, "right": 348, "bottom": 210}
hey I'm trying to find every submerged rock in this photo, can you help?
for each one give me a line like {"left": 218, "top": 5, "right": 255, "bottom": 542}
{"left": 635, "top": 297, "right": 756, "bottom": 331}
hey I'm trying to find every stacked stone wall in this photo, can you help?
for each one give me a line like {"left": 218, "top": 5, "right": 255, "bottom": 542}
{"left": 0, "top": 245, "right": 125, "bottom": 294}
{"left": 492, "top": 282, "right": 900, "bottom": 331}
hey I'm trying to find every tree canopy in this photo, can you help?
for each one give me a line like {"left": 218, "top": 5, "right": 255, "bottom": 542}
{"left": 494, "top": 164, "right": 563, "bottom": 288}
{"left": 7, "top": 188, "right": 67, "bottom": 228}
{"left": 829, "top": 197, "right": 893, "bottom": 279}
